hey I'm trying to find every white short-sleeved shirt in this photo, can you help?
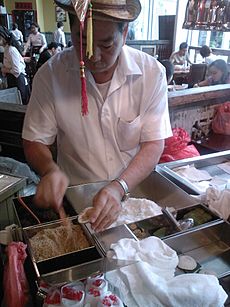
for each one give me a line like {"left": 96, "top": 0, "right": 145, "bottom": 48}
{"left": 3, "top": 45, "right": 26, "bottom": 78}
{"left": 25, "top": 32, "right": 47, "bottom": 49}
{"left": 53, "top": 28, "right": 66, "bottom": 47}
{"left": 23, "top": 46, "right": 172, "bottom": 185}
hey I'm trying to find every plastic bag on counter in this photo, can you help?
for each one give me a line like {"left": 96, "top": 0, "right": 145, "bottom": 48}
{"left": 3, "top": 242, "right": 29, "bottom": 307}
{"left": 159, "top": 128, "right": 200, "bottom": 163}
{"left": 212, "top": 102, "right": 230, "bottom": 135}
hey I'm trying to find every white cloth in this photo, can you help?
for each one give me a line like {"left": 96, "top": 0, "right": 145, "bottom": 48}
{"left": 22, "top": 45, "right": 172, "bottom": 185}
{"left": 109, "top": 198, "right": 162, "bottom": 228}
{"left": 205, "top": 187, "right": 230, "bottom": 220}
{"left": 53, "top": 28, "right": 66, "bottom": 47}
{"left": 11, "top": 29, "right": 23, "bottom": 43}
{"left": 106, "top": 237, "right": 228, "bottom": 307}
{"left": 3, "top": 45, "right": 26, "bottom": 78}
{"left": 24, "top": 32, "right": 47, "bottom": 50}
{"left": 173, "top": 165, "right": 212, "bottom": 182}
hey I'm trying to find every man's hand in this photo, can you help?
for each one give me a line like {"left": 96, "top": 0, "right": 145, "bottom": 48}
{"left": 89, "top": 181, "right": 124, "bottom": 232}
{"left": 34, "top": 168, "right": 69, "bottom": 212}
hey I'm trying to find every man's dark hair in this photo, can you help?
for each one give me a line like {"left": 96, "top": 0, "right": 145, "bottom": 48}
{"left": 179, "top": 42, "right": 188, "bottom": 50}
{"left": 0, "top": 26, "right": 22, "bottom": 55}
{"left": 30, "top": 22, "right": 39, "bottom": 29}
{"left": 48, "top": 42, "right": 59, "bottom": 50}
{"left": 12, "top": 23, "right": 18, "bottom": 30}
{"left": 200, "top": 45, "right": 211, "bottom": 58}
{"left": 68, "top": 13, "right": 126, "bottom": 33}
{"left": 57, "top": 21, "right": 64, "bottom": 28}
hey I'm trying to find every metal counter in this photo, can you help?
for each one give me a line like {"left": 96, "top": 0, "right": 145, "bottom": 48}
{"left": 156, "top": 151, "right": 230, "bottom": 195}
{"left": 0, "top": 172, "right": 26, "bottom": 229}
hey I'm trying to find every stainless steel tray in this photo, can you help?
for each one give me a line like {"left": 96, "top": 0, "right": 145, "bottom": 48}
{"left": 163, "top": 221, "right": 230, "bottom": 278}
{"left": 126, "top": 213, "right": 181, "bottom": 240}
{"left": 23, "top": 216, "right": 104, "bottom": 278}
{"left": 65, "top": 171, "right": 196, "bottom": 214}
{"left": 156, "top": 151, "right": 230, "bottom": 195}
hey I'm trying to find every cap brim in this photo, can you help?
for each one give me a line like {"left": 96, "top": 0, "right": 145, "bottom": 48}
{"left": 54, "top": 0, "right": 141, "bottom": 22}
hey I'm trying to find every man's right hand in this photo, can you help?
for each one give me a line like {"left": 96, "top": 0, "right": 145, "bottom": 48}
{"left": 34, "top": 168, "right": 69, "bottom": 212}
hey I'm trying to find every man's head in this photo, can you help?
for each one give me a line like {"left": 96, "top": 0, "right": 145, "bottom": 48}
{"left": 200, "top": 45, "right": 211, "bottom": 58}
{"left": 57, "top": 21, "right": 64, "bottom": 29}
{"left": 12, "top": 23, "right": 18, "bottom": 30}
{"left": 30, "top": 22, "right": 39, "bottom": 34}
{"left": 179, "top": 42, "right": 188, "bottom": 56}
{"left": 48, "top": 42, "right": 62, "bottom": 55}
{"left": 55, "top": 0, "right": 141, "bottom": 82}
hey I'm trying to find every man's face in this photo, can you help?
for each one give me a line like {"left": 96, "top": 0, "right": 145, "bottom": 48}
{"left": 31, "top": 25, "right": 38, "bottom": 34}
{"left": 52, "top": 46, "right": 61, "bottom": 55}
{"left": 180, "top": 48, "right": 187, "bottom": 56}
{"left": 71, "top": 17, "right": 128, "bottom": 78}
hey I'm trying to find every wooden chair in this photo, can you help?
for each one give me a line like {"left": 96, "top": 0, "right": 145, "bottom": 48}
{"left": 186, "top": 63, "right": 207, "bottom": 87}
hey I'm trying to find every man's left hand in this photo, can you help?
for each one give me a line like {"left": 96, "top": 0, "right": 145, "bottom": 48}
{"left": 89, "top": 181, "right": 123, "bottom": 232}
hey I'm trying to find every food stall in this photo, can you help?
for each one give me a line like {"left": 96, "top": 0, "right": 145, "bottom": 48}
{"left": 1, "top": 169, "right": 227, "bottom": 306}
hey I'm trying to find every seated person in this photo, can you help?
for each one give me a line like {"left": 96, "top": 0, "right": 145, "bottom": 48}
{"left": 159, "top": 59, "right": 174, "bottom": 84}
{"left": 169, "top": 42, "right": 192, "bottom": 70}
{"left": 200, "top": 45, "right": 216, "bottom": 65}
{"left": 36, "top": 42, "right": 61, "bottom": 70}
{"left": 194, "top": 59, "right": 230, "bottom": 87}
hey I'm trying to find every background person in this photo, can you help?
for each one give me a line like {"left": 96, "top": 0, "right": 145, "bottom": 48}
{"left": 53, "top": 21, "right": 66, "bottom": 48}
{"left": 23, "top": 22, "right": 47, "bottom": 56}
{"left": 194, "top": 59, "right": 230, "bottom": 87}
{"left": 159, "top": 59, "right": 174, "bottom": 84}
{"left": 199, "top": 45, "right": 216, "bottom": 65}
{"left": 36, "top": 42, "right": 62, "bottom": 70}
{"left": 11, "top": 23, "right": 23, "bottom": 46}
{"left": 169, "top": 42, "right": 192, "bottom": 70}
{"left": 0, "top": 26, "right": 30, "bottom": 104}
{"left": 22, "top": 0, "right": 172, "bottom": 232}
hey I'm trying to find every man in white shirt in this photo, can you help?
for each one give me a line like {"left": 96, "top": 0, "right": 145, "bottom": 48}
{"left": 11, "top": 23, "right": 23, "bottom": 45}
{"left": 170, "top": 42, "right": 192, "bottom": 68}
{"left": 22, "top": 0, "right": 172, "bottom": 232}
{"left": 53, "top": 21, "right": 66, "bottom": 48}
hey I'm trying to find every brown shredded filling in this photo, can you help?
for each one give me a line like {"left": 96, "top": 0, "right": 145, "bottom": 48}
{"left": 30, "top": 224, "right": 90, "bottom": 261}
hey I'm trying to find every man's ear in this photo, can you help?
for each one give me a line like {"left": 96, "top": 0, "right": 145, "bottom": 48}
{"left": 122, "top": 23, "right": 129, "bottom": 46}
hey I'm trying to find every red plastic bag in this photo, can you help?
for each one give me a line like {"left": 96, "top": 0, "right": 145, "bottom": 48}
{"left": 3, "top": 242, "right": 29, "bottom": 307}
{"left": 160, "top": 128, "right": 200, "bottom": 163}
{"left": 212, "top": 102, "right": 230, "bottom": 135}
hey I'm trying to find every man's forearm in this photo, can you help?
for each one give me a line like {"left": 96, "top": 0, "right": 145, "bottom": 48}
{"left": 23, "top": 139, "right": 59, "bottom": 177}
{"left": 118, "top": 140, "right": 164, "bottom": 192}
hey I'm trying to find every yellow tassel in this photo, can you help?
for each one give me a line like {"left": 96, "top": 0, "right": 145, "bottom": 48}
{"left": 86, "top": 2, "right": 93, "bottom": 59}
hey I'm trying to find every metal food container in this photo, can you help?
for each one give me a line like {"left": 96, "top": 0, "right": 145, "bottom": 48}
{"left": 23, "top": 216, "right": 104, "bottom": 277}
{"left": 171, "top": 203, "right": 222, "bottom": 231}
{"left": 163, "top": 221, "right": 230, "bottom": 278}
{"left": 13, "top": 195, "right": 77, "bottom": 228}
{"left": 0, "top": 172, "right": 26, "bottom": 229}
{"left": 156, "top": 151, "right": 230, "bottom": 195}
{"left": 126, "top": 213, "right": 180, "bottom": 240}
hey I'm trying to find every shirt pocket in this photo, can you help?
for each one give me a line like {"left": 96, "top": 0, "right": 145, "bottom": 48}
{"left": 116, "top": 116, "right": 141, "bottom": 151}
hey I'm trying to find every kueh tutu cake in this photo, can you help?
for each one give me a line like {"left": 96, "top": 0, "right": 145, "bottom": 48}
{"left": 61, "top": 283, "right": 85, "bottom": 306}
{"left": 86, "top": 278, "right": 108, "bottom": 295}
{"left": 97, "top": 293, "right": 124, "bottom": 307}
{"left": 43, "top": 288, "right": 61, "bottom": 307}
{"left": 84, "top": 287, "right": 103, "bottom": 307}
